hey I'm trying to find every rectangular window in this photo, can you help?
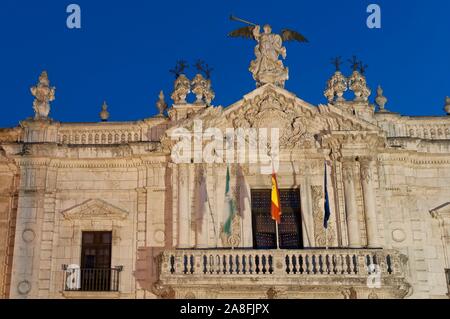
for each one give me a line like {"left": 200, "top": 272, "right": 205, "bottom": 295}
{"left": 251, "top": 189, "right": 303, "bottom": 249}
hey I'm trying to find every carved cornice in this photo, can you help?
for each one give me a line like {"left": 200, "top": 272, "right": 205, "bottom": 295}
{"left": 430, "top": 203, "right": 450, "bottom": 222}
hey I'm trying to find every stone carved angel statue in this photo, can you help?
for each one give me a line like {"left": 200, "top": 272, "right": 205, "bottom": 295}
{"left": 229, "top": 16, "right": 308, "bottom": 88}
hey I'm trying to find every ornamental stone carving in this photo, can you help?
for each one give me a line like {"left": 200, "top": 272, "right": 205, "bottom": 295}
{"left": 220, "top": 214, "right": 241, "bottom": 248}
{"left": 445, "top": 96, "right": 450, "bottom": 115}
{"left": 152, "top": 280, "right": 176, "bottom": 299}
{"left": 249, "top": 25, "right": 289, "bottom": 88}
{"left": 359, "top": 157, "right": 374, "bottom": 182}
{"left": 61, "top": 199, "right": 128, "bottom": 220}
{"left": 30, "top": 71, "right": 55, "bottom": 120}
{"left": 99, "top": 101, "right": 110, "bottom": 121}
{"left": 228, "top": 89, "right": 316, "bottom": 149}
{"left": 156, "top": 91, "right": 168, "bottom": 117}
{"left": 311, "top": 186, "right": 335, "bottom": 246}
{"left": 171, "top": 74, "right": 191, "bottom": 104}
{"left": 191, "top": 74, "right": 215, "bottom": 105}
{"left": 324, "top": 71, "right": 348, "bottom": 103}
{"left": 375, "top": 86, "right": 388, "bottom": 112}
{"left": 342, "top": 160, "right": 355, "bottom": 183}
{"left": 348, "top": 70, "right": 371, "bottom": 102}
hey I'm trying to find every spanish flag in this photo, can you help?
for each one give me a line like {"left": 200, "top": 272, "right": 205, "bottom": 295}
{"left": 271, "top": 172, "right": 282, "bottom": 224}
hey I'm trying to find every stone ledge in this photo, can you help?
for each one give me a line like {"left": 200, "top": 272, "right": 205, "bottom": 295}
{"left": 62, "top": 291, "right": 121, "bottom": 299}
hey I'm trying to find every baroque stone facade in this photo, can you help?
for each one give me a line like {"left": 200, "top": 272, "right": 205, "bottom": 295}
{"left": 1, "top": 37, "right": 450, "bottom": 299}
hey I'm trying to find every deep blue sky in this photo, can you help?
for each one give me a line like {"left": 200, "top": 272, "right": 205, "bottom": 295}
{"left": 0, "top": 0, "right": 449, "bottom": 127}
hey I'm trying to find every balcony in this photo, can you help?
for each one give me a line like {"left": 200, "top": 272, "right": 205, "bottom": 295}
{"left": 155, "top": 249, "right": 411, "bottom": 299}
{"left": 62, "top": 266, "right": 123, "bottom": 293}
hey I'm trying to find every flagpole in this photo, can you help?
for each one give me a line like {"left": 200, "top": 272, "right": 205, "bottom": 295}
{"left": 270, "top": 151, "right": 281, "bottom": 251}
{"left": 275, "top": 221, "right": 280, "bottom": 250}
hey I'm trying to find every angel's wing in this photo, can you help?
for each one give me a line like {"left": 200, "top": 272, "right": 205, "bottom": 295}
{"left": 281, "top": 29, "right": 309, "bottom": 43}
{"left": 228, "top": 26, "right": 256, "bottom": 39}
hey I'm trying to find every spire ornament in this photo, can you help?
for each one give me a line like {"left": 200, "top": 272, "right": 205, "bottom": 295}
{"left": 324, "top": 57, "right": 348, "bottom": 103}
{"left": 99, "top": 101, "right": 110, "bottom": 121}
{"left": 156, "top": 91, "right": 168, "bottom": 117}
{"left": 375, "top": 86, "right": 388, "bottom": 112}
{"left": 30, "top": 71, "right": 55, "bottom": 120}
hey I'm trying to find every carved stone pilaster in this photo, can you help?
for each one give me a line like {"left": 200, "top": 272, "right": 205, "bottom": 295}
{"left": 311, "top": 186, "right": 335, "bottom": 247}
{"left": 430, "top": 203, "right": 450, "bottom": 269}
{"left": 359, "top": 157, "right": 379, "bottom": 248}
{"left": 178, "top": 164, "right": 190, "bottom": 248}
{"left": 342, "top": 159, "right": 362, "bottom": 248}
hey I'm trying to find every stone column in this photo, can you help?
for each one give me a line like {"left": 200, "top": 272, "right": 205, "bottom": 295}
{"left": 360, "top": 158, "right": 379, "bottom": 248}
{"left": 342, "top": 159, "right": 362, "bottom": 248}
{"left": 178, "top": 164, "right": 190, "bottom": 248}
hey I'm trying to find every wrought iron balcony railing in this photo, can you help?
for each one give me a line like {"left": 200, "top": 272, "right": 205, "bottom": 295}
{"left": 62, "top": 266, "right": 123, "bottom": 292}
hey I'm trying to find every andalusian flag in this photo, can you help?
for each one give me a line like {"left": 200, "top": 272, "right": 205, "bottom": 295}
{"left": 223, "top": 165, "right": 236, "bottom": 236}
{"left": 271, "top": 172, "right": 282, "bottom": 224}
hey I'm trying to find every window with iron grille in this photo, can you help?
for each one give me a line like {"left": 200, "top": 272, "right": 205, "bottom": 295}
{"left": 251, "top": 189, "right": 303, "bottom": 249}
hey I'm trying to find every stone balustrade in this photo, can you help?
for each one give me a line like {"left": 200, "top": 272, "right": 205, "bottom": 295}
{"left": 156, "top": 248, "right": 410, "bottom": 299}
{"left": 59, "top": 128, "right": 143, "bottom": 145}
{"left": 161, "top": 248, "right": 404, "bottom": 277}
{"left": 376, "top": 114, "right": 450, "bottom": 141}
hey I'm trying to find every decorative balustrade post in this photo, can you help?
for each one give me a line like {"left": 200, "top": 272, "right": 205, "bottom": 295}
{"left": 360, "top": 157, "right": 380, "bottom": 248}
{"left": 342, "top": 159, "right": 362, "bottom": 247}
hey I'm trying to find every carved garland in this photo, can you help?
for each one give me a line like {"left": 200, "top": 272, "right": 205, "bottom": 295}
{"left": 311, "top": 186, "right": 335, "bottom": 247}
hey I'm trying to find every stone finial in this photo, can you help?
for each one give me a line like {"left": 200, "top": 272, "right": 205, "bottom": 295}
{"left": 30, "top": 71, "right": 55, "bottom": 120}
{"left": 445, "top": 96, "right": 450, "bottom": 115}
{"left": 191, "top": 74, "right": 215, "bottom": 105}
{"left": 100, "top": 101, "right": 110, "bottom": 122}
{"left": 348, "top": 70, "right": 371, "bottom": 102}
{"left": 324, "top": 71, "right": 348, "bottom": 103}
{"left": 156, "top": 90, "right": 168, "bottom": 117}
{"left": 171, "top": 74, "right": 191, "bottom": 104}
{"left": 375, "top": 85, "right": 388, "bottom": 112}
